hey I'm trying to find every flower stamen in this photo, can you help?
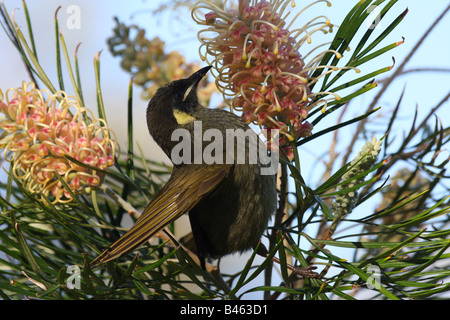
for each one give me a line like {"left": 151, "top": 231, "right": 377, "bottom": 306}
{"left": 193, "top": 0, "right": 345, "bottom": 153}
{"left": 0, "top": 81, "right": 117, "bottom": 203}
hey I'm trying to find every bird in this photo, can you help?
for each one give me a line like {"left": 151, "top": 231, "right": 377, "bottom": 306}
{"left": 90, "top": 66, "right": 278, "bottom": 269}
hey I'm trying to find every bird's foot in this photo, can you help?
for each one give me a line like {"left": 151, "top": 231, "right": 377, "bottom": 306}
{"left": 289, "top": 265, "right": 320, "bottom": 278}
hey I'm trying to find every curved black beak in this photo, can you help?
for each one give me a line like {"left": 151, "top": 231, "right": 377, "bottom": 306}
{"left": 182, "top": 66, "right": 212, "bottom": 102}
{"left": 188, "top": 66, "right": 212, "bottom": 84}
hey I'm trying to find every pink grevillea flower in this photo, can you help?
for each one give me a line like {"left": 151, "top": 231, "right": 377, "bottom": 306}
{"left": 0, "top": 82, "right": 116, "bottom": 203}
{"left": 193, "top": 0, "right": 358, "bottom": 158}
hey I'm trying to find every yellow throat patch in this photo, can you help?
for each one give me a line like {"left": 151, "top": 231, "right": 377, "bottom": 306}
{"left": 173, "top": 110, "right": 196, "bottom": 125}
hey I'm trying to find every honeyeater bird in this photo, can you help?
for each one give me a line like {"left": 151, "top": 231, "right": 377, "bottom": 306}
{"left": 90, "top": 66, "right": 277, "bottom": 269}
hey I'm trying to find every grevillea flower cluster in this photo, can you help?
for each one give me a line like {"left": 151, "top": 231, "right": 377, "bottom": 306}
{"left": 193, "top": 0, "right": 356, "bottom": 158}
{"left": 0, "top": 82, "right": 116, "bottom": 203}
{"left": 108, "top": 18, "right": 218, "bottom": 108}
{"left": 331, "top": 137, "right": 383, "bottom": 217}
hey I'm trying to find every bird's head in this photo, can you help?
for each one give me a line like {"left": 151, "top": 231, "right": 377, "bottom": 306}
{"left": 147, "top": 66, "right": 211, "bottom": 124}
{"left": 146, "top": 66, "right": 212, "bottom": 155}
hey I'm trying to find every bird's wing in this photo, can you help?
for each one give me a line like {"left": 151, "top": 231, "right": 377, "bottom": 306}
{"left": 90, "top": 164, "right": 232, "bottom": 267}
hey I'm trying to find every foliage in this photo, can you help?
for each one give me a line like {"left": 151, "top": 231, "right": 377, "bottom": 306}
{"left": 0, "top": 0, "right": 449, "bottom": 300}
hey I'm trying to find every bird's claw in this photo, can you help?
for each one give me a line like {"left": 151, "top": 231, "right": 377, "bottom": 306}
{"left": 291, "top": 265, "right": 320, "bottom": 278}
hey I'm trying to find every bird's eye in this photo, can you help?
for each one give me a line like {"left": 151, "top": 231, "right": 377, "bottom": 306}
{"left": 174, "top": 91, "right": 183, "bottom": 100}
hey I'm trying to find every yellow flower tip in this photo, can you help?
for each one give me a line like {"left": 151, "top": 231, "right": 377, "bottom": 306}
{"left": 346, "top": 46, "right": 351, "bottom": 52}
{"left": 327, "top": 1, "right": 332, "bottom": 7}
{"left": 267, "top": 21, "right": 279, "bottom": 32}
{"left": 291, "top": 0, "right": 295, "bottom": 7}
{"left": 286, "top": 133, "right": 295, "bottom": 142}
{"left": 321, "top": 106, "right": 327, "bottom": 113}
{"left": 355, "top": 68, "right": 361, "bottom": 74}
{"left": 336, "top": 52, "right": 342, "bottom": 59}
{"left": 245, "top": 58, "right": 252, "bottom": 68}
{"left": 84, "top": 186, "right": 92, "bottom": 194}
{"left": 326, "top": 18, "right": 331, "bottom": 25}
{"left": 260, "top": 84, "right": 266, "bottom": 93}
{"left": 335, "top": 95, "right": 342, "bottom": 101}
{"left": 273, "top": 42, "right": 279, "bottom": 55}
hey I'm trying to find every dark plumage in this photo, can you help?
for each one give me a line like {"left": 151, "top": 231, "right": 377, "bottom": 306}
{"left": 91, "top": 66, "right": 276, "bottom": 268}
